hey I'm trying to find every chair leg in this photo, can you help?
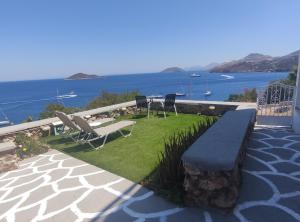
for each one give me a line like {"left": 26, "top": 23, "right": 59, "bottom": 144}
{"left": 174, "top": 104, "right": 178, "bottom": 116}
{"left": 147, "top": 103, "right": 151, "bottom": 119}
{"left": 97, "top": 134, "right": 108, "bottom": 149}
{"left": 119, "top": 125, "right": 134, "bottom": 137}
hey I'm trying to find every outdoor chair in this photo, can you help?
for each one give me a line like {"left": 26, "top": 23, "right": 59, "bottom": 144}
{"left": 72, "top": 115, "right": 136, "bottom": 149}
{"left": 159, "top": 94, "right": 178, "bottom": 118}
{"left": 135, "top": 95, "right": 151, "bottom": 118}
{"left": 55, "top": 111, "right": 114, "bottom": 141}
{"left": 55, "top": 111, "right": 81, "bottom": 141}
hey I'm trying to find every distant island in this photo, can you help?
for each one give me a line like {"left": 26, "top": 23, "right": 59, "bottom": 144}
{"left": 65, "top": 73, "right": 102, "bottom": 80}
{"left": 160, "top": 67, "right": 186, "bottom": 73}
{"left": 210, "top": 50, "right": 299, "bottom": 73}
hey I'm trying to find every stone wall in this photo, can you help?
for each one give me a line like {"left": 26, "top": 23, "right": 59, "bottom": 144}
{"left": 182, "top": 113, "right": 255, "bottom": 209}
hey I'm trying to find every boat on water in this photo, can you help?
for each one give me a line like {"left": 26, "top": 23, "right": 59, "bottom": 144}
{"left": 56, "top": 91, "right": 78, "bottom": 99}
{"left": 204, "top": 90, "right": 212, "bottom": 96}
{"left": 190, "top": 73, "right": 201, "bottom": 77}
{"left": 175, "top": 92, "right": 186, "bottom": 97}
{"left": 147, "top": 95, "right": 164, "bottom": 99}
{"left": 0, "top": 109, "right": 12, "bottom": 127}
{"left": 221, "top": 74, "right": 234, "bottom": 80}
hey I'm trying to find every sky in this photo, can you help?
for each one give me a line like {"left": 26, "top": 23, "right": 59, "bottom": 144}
{"left": 0, "top": 0, "right": 300, "bottom": 81}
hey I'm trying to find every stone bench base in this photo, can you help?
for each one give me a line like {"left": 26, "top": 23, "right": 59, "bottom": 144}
{"left": 182, "top": 110, "right": 255, "bottom": 209}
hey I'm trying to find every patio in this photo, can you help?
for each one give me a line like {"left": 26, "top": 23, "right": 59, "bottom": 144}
{"left": 0, "top": 125, "right": 299, "bottom": 222}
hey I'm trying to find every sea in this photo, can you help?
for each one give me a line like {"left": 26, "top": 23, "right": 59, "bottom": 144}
{"left": 0, "top": 71, "right": 288, "bottom": 124}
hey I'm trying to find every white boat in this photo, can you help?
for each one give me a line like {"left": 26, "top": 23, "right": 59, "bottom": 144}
{"left": 175, "top": 92, "right": 186, "bottom": 97}
{"left": 0, "top": 109, "right": 11, "bottom": 127}
{"left": 147, "top": 95, "right": 163, "bottom": 99}
{"left": 221, "top": 74, "right": 234, "bottom": 80}
{"left": 190, "top": 73, "right": 201, "bottom": 77}
{"left": 56, "top": 91, "right": 78, "bottom": 99}
{"left": 204, "top": 90, "right": 212, "bottom": 96}
{"left": 0, "top": 120, "right": 11, "bottom": 127}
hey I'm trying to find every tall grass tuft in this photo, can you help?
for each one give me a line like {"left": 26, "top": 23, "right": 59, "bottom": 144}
{"left": 154, "top": 116, "right": 217, "bottom": 203}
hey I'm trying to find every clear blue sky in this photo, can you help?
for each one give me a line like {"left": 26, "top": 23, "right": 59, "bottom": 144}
{"left": 0, "top": 0, "right": 300, "bottom": 81}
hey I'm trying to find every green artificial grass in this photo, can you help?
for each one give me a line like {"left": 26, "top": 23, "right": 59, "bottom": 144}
{"left": 44, "top": 113, "right": 207, "bottom": 183}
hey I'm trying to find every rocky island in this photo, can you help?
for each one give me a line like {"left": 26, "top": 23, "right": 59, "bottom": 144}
{"left": 160, "top": 67, "right": 186, "bottom": 73}
{"left": 210, "top": 50, "right": 299, "bottom": 73}
{"left": 65, "top": 73, "right": 102, "bottom": 80}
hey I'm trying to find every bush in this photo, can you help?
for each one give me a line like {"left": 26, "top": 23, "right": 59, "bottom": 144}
{"left": 144, "top": 116, "right": 217, "bottom": 204}
{"left": 227, "top": 88, "right": 257, "bottom": 102}
{"left": 281, "top": 65, "right": 298, "bottom": 86}
{"left": 39, "top": 103, "right": 80, "bottom": 119}
{"left": 15, "top": 134, "right": 50, "bottom": 159}
{"left": 87, "top": 90, "right": 139, "bottom": 109}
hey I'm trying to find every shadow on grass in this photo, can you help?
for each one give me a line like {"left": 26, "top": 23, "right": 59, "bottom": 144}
{"left": 47, "top": 129, "right": 131, "bottom": 153}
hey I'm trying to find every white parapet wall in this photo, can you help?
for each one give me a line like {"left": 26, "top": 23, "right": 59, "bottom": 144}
{"left": 0, "top": 100, "right": 256, "bottom": 137}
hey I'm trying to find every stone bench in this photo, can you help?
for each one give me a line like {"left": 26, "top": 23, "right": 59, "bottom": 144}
{"left": 181, "top": 109, "right": 256, "bottom": 209}
{"left": 0, "top": 141, "right": 18, "bottom": 173}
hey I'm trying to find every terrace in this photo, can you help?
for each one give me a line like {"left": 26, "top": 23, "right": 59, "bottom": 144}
{"left": 0, "top": 99, "right": 299, "bottom": 222}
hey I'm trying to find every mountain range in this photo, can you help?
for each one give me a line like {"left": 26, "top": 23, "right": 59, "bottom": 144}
{"left": 210, "top": 50, "right": 299, "bottom": 73}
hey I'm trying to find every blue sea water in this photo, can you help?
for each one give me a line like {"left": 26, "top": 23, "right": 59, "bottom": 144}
{"left": 0, "top": 71, "right": 288, "bottom": 124}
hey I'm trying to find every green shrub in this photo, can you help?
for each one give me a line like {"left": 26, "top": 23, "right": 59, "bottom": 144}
{"left": 227, "top": 88, "right": 257, "bottom": 102}
{"left": 86, "top": 90, "right": 139, "bottom": 109}
{"left": 39, "top": 103, "right": 80, "bottom": 119}
{"left": 15, "top": 134, "right": 50, "bottom": 159}
{"left": 281, "top": 65, "right": 298, "bottom": 86}
{"left": 145, "top": 116, "right": 217, "bottom": 204}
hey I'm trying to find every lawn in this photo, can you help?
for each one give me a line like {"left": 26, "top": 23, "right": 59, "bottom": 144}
{"left": 44, "top": 113, "right": 208, "bottom": 183}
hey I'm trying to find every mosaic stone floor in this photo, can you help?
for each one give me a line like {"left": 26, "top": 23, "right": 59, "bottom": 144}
{"left": 0, "top": 125, "right": 299, "bottom": 222}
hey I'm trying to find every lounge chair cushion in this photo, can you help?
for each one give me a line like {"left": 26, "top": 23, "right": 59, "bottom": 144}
{"left": 93, "top": 120, "right": 136, "bottom": 136}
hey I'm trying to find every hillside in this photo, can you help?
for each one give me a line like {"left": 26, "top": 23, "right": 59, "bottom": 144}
{"left": 65, "top": 73, "right": 101, "bottom": 80}
{"left": 160, "top": 67, "right": 186, "bottom": 73}
{"left": 210, "top": 50, "right": 299, "bottom": 73}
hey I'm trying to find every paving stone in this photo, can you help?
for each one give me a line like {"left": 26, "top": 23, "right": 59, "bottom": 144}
{"left": 166, "top": 208, "right": 204, "bottom": 222}
{"left": 247, "top": 149, "right": 278, "bottom": 162}
{"left": 263, "top": 148, "right": 296, "bottom": 160}
{"left": 0, "top": 197, "right": 22, "bottom": 215}
{"left": 237, "top": 172, "right": 273, "bottom": 203}
{"left": 279, "top": 194, "right": 300, "bottom": 215}
{"left": 263, "top": 139, "right": 292, "bottom": 147}
{"left": 51, "top": 153, "right": 70, "bottom": 161}
{"left": 70, "top": 165, "right": 102, "bottom": 176}
{"left": 248, "top": 140, "right": 267, "bottom": 148}
{"left": 37, "top": 162, "right": 59, "bottom": 171}
{"left": 15, "top": 205, "right": 40, "bottom": 222}
{"left": 20, "top": 185, "right": 54, "bottom": 207}
{"left": 40, "top": 209, "right": 78, "bottom": 222}
{"left": 128, "top": 195, "right": 177, "bottom": 214}
{"left": 61, "top": 157, "right": 88, "bottom": 167}
{"left": 32, "top": 156, "right": 53, "bottom": 167}
{"left": 84, "top": 171, "right": 119, "bottom": 187}
{"left": 8, "top": 172, "right": 44, "bottom": 187}
{"left": 272, "top": 162, "right": 300, "bottom": 174}
{"left": 263, "top": 174, "right": 300, "bottom": 194}
{"left": 242, "top": 205, "right": 299, "bottom": 222}
{"left": 5, "top": 178, "right": 44, "bottom": 199}
{"left": 289, "top": 143, "right": 300, "bottom": 151}
{"left": 110, "top": 179, "right": 149, "bottom": 198}
{"left": 243, "top": 155, "right": 271, "bottom": 172}
{"left": 47, "top": 168, "right": 69, "bottom": 182}
{"left": 57, "top": 177, "right": 82, "bottom": 190}
{"left": 0, "top": 168, "right": 32, "bottom": 180}
{"left": 77, "top": 189, "right": 126, "bottom": 213}
{"left": 93, "top": 209, "right": 137, "bottom": 222}
{"left": 44, "top": 188, "right": 87, "bottom": 215}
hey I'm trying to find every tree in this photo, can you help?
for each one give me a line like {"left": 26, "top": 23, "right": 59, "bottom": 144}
{"left": 39, "top": 103, "right": 80, "bottom": 119}
{"left": 281, "top": 65, "right": 298, "bottom": 86}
